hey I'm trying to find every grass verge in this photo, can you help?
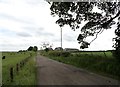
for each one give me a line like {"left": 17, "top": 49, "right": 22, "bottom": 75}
{"left": 2, "top": 51, "right": 37, "bottom": 85}
{"left": 40, "top": 51, "right": 120, "bottom": 81}
{"left": 9, "top": 55, "right": 36, "bottom": 85}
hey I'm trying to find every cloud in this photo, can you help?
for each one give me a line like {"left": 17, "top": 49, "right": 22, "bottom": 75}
{"left": 0, "top": 0, "right": 116, "bottom": 51}
{"left": 25, "top": 0, "right": 43, "bottom": 5}
{"left": 17, "top": 32, "right": 32, "bottom": 37}
{"left": 32, "top": 27, "right": 54, "bottom": 37}
{"left": 0, "top": 28, "right": 14, "bottom": 33}
{"left": 36, "top": 31, "right": 54, "bottom": 37}
{"left": 64, "top": 34, "right": 76, "bottom": 42}
{"left": 22, "top": 26, "right": 54, "bottom": 37}
{"left": 0, "top": 14, "right": 33, "bottom": 24}
{"left": 52, "top": 39, "right": 60, "bottom": 42}
{"left": 0, "top": 28, "right": 17, "bottom": 37}
{"left": 0, "top": 43, "right": 29, "bottom": 51}
{"left": 0, "top": 0, "right": 10, "bottom": 4}
{"left": 22, "top": 26, "right": 44, "bottom": 31}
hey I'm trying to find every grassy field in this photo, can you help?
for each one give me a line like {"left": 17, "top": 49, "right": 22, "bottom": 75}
{"left": 2, "top": 51, "right": 37, "bottom": 85}
{"left": 40, "top": 51, "right": 120, "bottom": 80}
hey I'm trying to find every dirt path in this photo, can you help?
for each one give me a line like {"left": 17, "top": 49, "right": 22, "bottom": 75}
{"left": 36, "top": 54, "right": 120, "bottom": 85}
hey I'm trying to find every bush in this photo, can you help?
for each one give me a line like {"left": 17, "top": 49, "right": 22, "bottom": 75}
{"left": 45, "top": 48, "right": 49, "bottom": 52}
{"left": 112, "top": 50, "right": 120, "bottom": 62}
{"left": 48, "top": 51, "right": 70, "bottom": 57}
{"left": 61, "top": 52, "right": 71, "bottom": 57}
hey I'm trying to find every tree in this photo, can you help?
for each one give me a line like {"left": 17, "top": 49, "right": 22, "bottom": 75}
{"left": 33, "top": 46, "right": 38, "bottom": 52}
{"left": 41, "top": 42, "right": 50, "bottom": 49}
{"left": 45, "top": 48, "right": 49, "bottom": 52}
{"left": 27, "top": 46, "right": 33, "bottom": 51}
{"left": 27, "top": 46, "right": 38, "bottom": 52}
{"left": 40, "top": 42, "right": 53, "bottom": 52}
{"left": 41, "top": 42, "right": 53, "bottom": 49}
{"left": 48, "top": 2, "right": 120, "bottom": 60}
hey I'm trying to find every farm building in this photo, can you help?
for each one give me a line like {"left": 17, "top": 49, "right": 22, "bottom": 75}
{"left": 48, "top": 48, "right": 53, "bottom": 51}
{"left": 54, "top": 47, "right": 63, "bottom": 51}
{"left": 64, "top": 48, "right": 79, "bottom": 52}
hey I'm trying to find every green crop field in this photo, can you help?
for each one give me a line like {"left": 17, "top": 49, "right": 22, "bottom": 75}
{"left": 1, "top": 51, "right": 37, "bottom": 85}
{"left": 40, "top": 50, "right": 120, "bottom": 80}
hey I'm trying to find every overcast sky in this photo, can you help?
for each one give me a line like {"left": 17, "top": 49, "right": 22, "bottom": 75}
{"left": 0, "top": 0, "right": 116, "bottom": 51}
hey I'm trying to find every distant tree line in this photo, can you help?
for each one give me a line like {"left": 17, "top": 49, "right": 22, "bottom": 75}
{"left": 18, "top": 46, "right": 38, "bottom": 52}
{"left": 18, "top": 50, "right": 26, "bottom": 52}
{"left": 27, "top": 46, "right": 38, "bottom": 52}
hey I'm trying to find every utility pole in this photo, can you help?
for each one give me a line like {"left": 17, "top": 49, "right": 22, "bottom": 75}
{"left": 61, "top": 27, "right": 62, "bottom": 48}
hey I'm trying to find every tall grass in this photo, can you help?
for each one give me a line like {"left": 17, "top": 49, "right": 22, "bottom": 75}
{"left": 2, "top": 51, "right": 37, "bottom": 85}
{"left": 9, "top": 54, "right": 36, "bottom": 85}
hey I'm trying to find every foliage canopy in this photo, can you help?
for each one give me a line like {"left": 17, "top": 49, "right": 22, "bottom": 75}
{"left": 48, "top": 2, "right": 120, "bottom": 60}
{"left": 49, "top": 2, "right": 120, "bottom": 47}
{"left": 27, "top": 46, "right": 38, "bottom": 52}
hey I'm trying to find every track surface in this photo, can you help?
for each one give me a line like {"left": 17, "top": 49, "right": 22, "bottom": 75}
{"left": 36, "top": 55, "right": 119, "bottom": 85}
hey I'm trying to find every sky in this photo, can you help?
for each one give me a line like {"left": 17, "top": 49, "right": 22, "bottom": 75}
{"left": 0, "top": 0, "right": 116, "bottom": 51}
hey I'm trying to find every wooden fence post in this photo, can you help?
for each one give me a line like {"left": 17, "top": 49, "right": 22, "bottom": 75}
{"left": 10, "top": 67, "right": 13, "bottom": 82}
{"left": 16, "top": 63, "right": 19, "bottom": 72}
{"left": 21, "top": 61, "right": 24, "bottom": 67}
{"left": 20, "top": 62, "right": 22, "bottom": 69}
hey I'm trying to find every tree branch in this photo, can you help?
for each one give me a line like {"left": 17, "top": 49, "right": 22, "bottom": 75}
{"left": 101, "top": 10, "right": 120, "bottom": 28}
{"left": 90, "top": 28, "right": 103, "bottom": 44}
